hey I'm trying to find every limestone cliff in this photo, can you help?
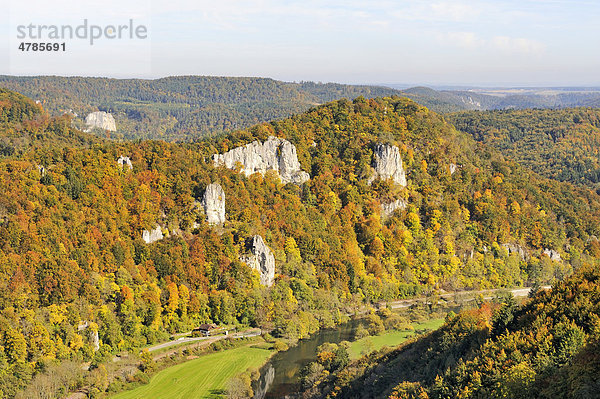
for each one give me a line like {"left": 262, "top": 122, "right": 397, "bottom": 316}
{"left": 202, "top": 183, "right": 226, "bottom": 225}
{"left": 90, "top": 329, "right": 100, "bottom": 352}
{"left": 142, "top": 225, "right": 163, "bottom": 244}
{"left": 381, "top": 199, "right": 407, "bottom": 218}
{"left": 85, "top": 111, "right": 116, "bottom": 132}
{"left": 213, "top": 136, "right": 310, "bottom": 184}
{"left": 502, "top": 243, "right": 530, "bottom": 261}
{"left": 370, "top": 143, "right": 407, "bottom": 186}
{"left": 543, "top": 248, "right": 561, "bottom": 262}
{"left": 117, "top": 156, "right": 133, "bottom": 170}
{"left": 240, "top": 235, "right": 275, "bottom": 286}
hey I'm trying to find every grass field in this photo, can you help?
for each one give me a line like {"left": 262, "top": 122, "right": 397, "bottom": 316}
{"left": 348, "top": 318, "right": 445, "bottom": 359}
{"left": 112, "top": 346, "right": 273, "bottom": 399}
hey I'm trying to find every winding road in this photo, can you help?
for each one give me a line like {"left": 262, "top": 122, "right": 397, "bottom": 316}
{"left": 147, "top": 328, "right": 262, "bottom": 355}
{"left": 385, "top": 286, "right": 549, "bottom": 309}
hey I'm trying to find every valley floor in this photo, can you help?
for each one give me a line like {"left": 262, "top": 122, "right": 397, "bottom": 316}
{"left": 347, "top": 319, "right": 445, "bottom": 359}
{"left": 111, "top": 346, "right": 273, "bottom": 399}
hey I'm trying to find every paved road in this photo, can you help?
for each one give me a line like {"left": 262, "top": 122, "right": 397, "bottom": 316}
{"left": 147, "top": 328, "right": 262, "bottom": 352}
{"left": 149, "top": 287, "right": 548, "bottom": 352}
{"left": 386, "top": 286, "right": 549, "bottom": 310}
{"left": 148, "top": 336, "right": 211, "bottom": 352}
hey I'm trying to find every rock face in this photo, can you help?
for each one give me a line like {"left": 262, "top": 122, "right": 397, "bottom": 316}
{"left": 502, "top": 243, "right": 530, "bottom": 261}
{"left": 370, "top": 144, "right": 407, "bottom": 186}
{"left": 78, "top": 321, "right": 99, "bottom": 351}
{"left": 142, "top": 225, "right": 163, "bottom": 244}
{"left": 213, "top": 136, "right": 310, "bottom": 184}
{"left": 543, "top": 248, "right": 561, "bottom": 262}
{"left": 381, "top": 199, "right": 407, "bottom": 218}
{"left": 240, "top": 235, "right": 275, "bottom": 286}
{"left": 85, "top": 111, "right": 116, "bottom": 132}
{"left": 202, "top": 183, "right": 226, "bottom": 225}
{"left": 117, "top": 156, "right": 133, "bottom": 170}
{"left": 90, "top": 329, "right": 100, "bottom": 352}
{"left": 449, "top": 163, "right": 458, "bottom": 175}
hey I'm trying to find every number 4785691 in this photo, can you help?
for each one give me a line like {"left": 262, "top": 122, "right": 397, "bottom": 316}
{"left": 18, "top": 43, "right": 66, "bottom": 51}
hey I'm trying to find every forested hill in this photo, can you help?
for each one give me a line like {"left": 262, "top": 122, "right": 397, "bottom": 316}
{"left": 0, "top": 88, "right": 100, "bottom": 156}
{"left": 307, "top": 265, "right": 600, "bottom": 399}
{"left": 1, "top": 90, "right": 600, "bottom": 397}
{"left": 448, "top": 108, "right": 600, "bottom": 190}
{"left": 0, "top": 76, "right": 409, "bottom": 142}
{"left": 4, "top": 76, "right": 598, "bottom": 144}
{"left": 0, "top": 76, "right": 506, "bottom": 142}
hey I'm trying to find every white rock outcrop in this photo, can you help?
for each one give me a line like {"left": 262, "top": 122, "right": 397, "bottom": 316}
{"left": 117, "top": 156, "right": 133, "bottom": 170}
{"left": 142, "top": 225, "right": 163, "bottom": 244}
{"left": 502, "top": 243, "right": 530, "bottom": 261}
{"left": 213, "top": 136, "right": 310, "bottom": 184}
{"left": 449, "top": 163, "right": 458, "bottom": 175}
{"left": 370, "top": 144, "right": 407, "bottom": 186}
{"left": 85, "top": 111, "right": 116, "bottom": 132}
{"left": 202, "top": 183, "right": 226, "bottom": 225}
{"left": 90, "top": 329, "right": 100, "bottom": 352}
{"left": 381, "top": 199, "right": 407, "bottom": 218}
{"left": 240, "top": 235, "right": 275, "bottom": 286}
{"left": 543, "top": 248, "right": 561, "bottom": 262}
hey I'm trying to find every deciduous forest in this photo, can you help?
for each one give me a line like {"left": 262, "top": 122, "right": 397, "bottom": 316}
{"left": 1, "top": 88, "right": 600, "bottom": 397}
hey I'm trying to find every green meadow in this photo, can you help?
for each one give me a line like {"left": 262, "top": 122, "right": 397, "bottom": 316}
{"left": 348, "top": 318, "right": 445, "bottom": 359}
{"left": 112, "top": 346, "right": 273, "bottom": 399}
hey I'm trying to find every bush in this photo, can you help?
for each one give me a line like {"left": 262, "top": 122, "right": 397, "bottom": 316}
{"left": 273, "top": 340, "right": 289, "bottom": 352}
{"left": 366, "top": 314, "right": 385, "bottom": 335}
{"left": 385, "top": 314, "right": 413, "bottom": 331}
{"left": 140, "top": 350, "right": 156, "bottom": 372}
{"left": 300, "top": 362, "right": 326, "bottom": 389}
{"left": 355, "top": 324, "right": 370, "bottom": 339}
{"left": 262, "top": 333, "right": 275, "bottom": 343}
{"left": 227, "top": 374, "right": 253, "bottom": 399}
{"left": 134, "top": 371, "right": 150, "bottom": 384}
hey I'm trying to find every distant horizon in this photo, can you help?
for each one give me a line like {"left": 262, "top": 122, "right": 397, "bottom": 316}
{"left": 2, "top": 73, "right": 600, "bottom": 91}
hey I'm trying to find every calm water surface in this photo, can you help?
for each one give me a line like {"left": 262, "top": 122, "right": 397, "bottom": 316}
{"left": 254, "top": 320, "right": 359, "bottom": 398}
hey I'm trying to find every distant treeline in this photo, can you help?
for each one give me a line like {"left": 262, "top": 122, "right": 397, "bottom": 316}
{"left": 0, "top": 76, "right": 406, "bottom": 141}
{"left": 449, "top": 108, "right": 600, "bottom": 189}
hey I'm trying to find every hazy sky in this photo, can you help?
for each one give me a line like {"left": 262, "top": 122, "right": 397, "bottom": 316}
{"left": 1, "top": 0, "right": 599, "bottom": 86}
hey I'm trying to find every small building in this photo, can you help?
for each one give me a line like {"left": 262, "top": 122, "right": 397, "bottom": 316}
{"left": 193, "top": 323, "right": 220, "bottom": 337}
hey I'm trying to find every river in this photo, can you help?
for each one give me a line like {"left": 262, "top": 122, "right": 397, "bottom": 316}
{"left": 253, "top": 286, "right": 537, "bottom": 398}
{"left": 254, "top": 320, "right": 360, "bottom": 398}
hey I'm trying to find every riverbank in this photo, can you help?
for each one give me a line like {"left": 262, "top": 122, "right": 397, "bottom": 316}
{"left": 99, "top": 287, "right": 529, "bottom": 398}
{"left": 347, "top": 318, "right": 445, "bottom": 359}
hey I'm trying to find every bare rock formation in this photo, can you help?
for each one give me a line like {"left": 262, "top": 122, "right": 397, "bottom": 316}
{"left": 117, "top": 156, "right": 133, "bottom": 170}
{"left": 90, "top": 329, "right": 100, "bottom": 352}
{"left": 213, "top": 136, "right": 310, "bottom": 184}
{"left": 85, "top": 111, "right": 116, "bottom": 132}
{"left": 543, "top": 248, "right": 561, "bottom": 262}
{"left": 370, "top": 143, "right": 407, "bottom": 186}
{"left": 381, "top": 199, "right": 407, "bottom": 218}
{"left": 78, "top": 321, "right": 100, "bottom": 351}
{"left": 240, "top": 235, "right": 275, "bottom": 286}
{"left": 502, "top": 243, "right": 530, "bottom": 261}
{"left": 202, "top": 183, "right": 226, "bottom": 225}
{"left": 142, "top": 225, "right": 163, "bottom": 244}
